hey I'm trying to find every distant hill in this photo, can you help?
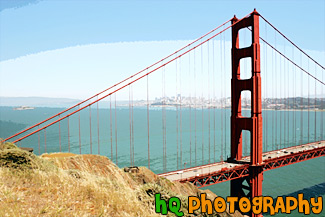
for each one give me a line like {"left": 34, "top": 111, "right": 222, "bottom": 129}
{"left": 0, "top": 97, "right": 81, "bottom": 107}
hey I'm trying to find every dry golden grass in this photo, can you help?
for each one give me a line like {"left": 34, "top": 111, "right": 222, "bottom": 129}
{"left": 0, "top": 162, "right": 158, "bottom": 216}
{"left": 0, "top": 143, "right": 156, "bottom": 216}
{"left": 0, "top": 142, "right": 243, "bottom": 217}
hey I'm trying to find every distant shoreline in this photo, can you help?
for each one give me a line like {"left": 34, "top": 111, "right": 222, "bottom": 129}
{"left": 1, "top": 105, "right": 324, "bottom": 112}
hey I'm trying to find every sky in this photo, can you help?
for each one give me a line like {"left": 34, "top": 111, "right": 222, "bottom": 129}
{"left": 0, "top": 0, "right": 324, "bottom": 100}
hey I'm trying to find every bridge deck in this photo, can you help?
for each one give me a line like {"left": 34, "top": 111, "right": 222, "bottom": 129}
{"left": 159, "top": 141, "right": 325, "bottom": 187}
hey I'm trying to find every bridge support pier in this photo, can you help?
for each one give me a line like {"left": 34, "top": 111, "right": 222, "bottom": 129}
{"left": 230, "top": 9, "right": 263, "bottom": 217}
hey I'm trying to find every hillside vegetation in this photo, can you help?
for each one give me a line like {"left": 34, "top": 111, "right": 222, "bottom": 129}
{"left": 0, "top": 141, "right": 244, "bottom": 217}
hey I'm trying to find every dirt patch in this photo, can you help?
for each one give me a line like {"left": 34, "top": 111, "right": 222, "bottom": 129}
{"left": 42, "top": 152, "right": 77, "bottom": 158}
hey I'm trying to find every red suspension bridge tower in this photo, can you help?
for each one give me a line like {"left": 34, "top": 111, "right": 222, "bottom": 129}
{"left": 230, "top": 9, "right": 263, "bottom": 216}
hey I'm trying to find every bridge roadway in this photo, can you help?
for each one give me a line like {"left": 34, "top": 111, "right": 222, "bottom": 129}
{"left": 159, "top": 141, "right": 325, "bottom": 188}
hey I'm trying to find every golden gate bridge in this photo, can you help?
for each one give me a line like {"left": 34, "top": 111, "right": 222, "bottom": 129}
{"left": 3, "top": 9, "right": 324, "bottom": 217}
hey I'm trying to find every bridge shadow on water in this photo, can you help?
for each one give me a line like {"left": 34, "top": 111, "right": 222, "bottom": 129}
{"left": 264, "top": 182, "right": 325, "bottom": 216}
{"left": 279, "top": 182, "right": 325, "bottom": 198}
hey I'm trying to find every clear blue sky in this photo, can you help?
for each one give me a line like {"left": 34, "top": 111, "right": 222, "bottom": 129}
{"left": 1, "top": 0, "right": 324, "bottom": 60}
{"left": 0, "top": 0, "right": 324, "bottom": 99}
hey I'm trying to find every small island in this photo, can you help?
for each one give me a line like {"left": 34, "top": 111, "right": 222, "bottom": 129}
{"left": 13, "top": 106, "right": 35, "bottom": 111}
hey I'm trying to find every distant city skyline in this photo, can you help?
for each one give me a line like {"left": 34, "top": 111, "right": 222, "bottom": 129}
{"left": 1, "top": 96, "right": 324, "bottom": 111}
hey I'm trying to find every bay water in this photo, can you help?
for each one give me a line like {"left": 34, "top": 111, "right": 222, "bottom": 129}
{"left": 0, "top": 106, "right": 324, "bottom": 216}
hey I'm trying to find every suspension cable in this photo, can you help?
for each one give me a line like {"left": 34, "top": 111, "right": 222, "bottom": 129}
{"left": 260, "top": 15, "right": 325, "bottom": 71}
{"left": 259, "top": 34, "right": 325, "bottom": 85}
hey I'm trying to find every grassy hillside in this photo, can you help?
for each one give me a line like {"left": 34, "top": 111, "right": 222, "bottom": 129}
{"left": 0, "top": 141, "right": 244, "bottom": 217}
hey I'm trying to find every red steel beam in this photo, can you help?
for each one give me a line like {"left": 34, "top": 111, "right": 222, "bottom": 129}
{"left": 176, "top": 146, "right": 325, "bottom": 188}
{"left": 180, "top": 164, "right": 250, "bottom": 188}
{"left": 263, "top": 146, "right": 325, "bottom": 171}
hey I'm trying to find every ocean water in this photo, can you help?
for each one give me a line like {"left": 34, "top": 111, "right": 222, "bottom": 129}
{"left": 0, "top": 106, "right": 324, "bottom": 216}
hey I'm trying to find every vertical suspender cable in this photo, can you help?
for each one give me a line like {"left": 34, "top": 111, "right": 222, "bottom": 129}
{"left": 162, "top": 67, "right": 165, "bottom": 172}
{"left": 223, "top": 26, "right": 227, "bottom": 158}
{"left": 161, "top": 69, "right": 164, "bottom": 171}
{"left": 320, "top": 65, "right": 325, "bottom": 140}
{"left": 293, "top": 46, "right": 296, "bottom": 146}
{"left": 129, "top": 85, "right": 132, "bottom": 166}
{"left": 275, "top": 32, "right": 278, "bottom": 150}
{"left": 223, "top": 27, "right": 227, "bottom": 158}
{"left": 89, "top": 105, "right": 92, "bottom": 154}
{"left": 44, "top": 128, "right": 47, "bottom": 153}
{"left": 163, "top": 65, "right": 167, "bottom": 172}
{"left": 78, "top": 106, "right": 81, "bottom": 154}
{"left": 277, "top": 41, "right": 284, "bottom": 149}
{"left": 201, "top": 44, "right": 204, "bottom": 165}
{"left": 162, "top": 65, "right": 165, "bottom": 172}
{"left": 314, "top": 65, "right": 317, "bottom": 142}
{"left": 263, "top": 37, "right": 267, "bottom": 151}
{"left": 300, "top": 53, "right": 303, "bottom": 145}
{"left": 38, "top": 126, "right": 40, "bottom": 155}
{"left": 194, "top": 49, "right": 197, "bottom": 166}
{"left": 283, "top": 43, "right": 285, "bottom": 148}
{"left": 208, "top": 40, "right": 211, "bottom": 164}
{"left": 284, "top": 43, "right": 286, "bottom": 147}
{"left": 176, "top": 59, "right": 179, "bottom": 170}
{"left": 213, "top": 39, "right": 216, "bottom": 163}
{"left": 189, "top": 46, "right": 192, "bottom": 167}
{"left": 115, "top": 94, "right": 118, "bottom": 165}
{"left": 110, "top": 95, "right": 113, "bottom": 160}
{"left": 287, "top": 48, "right": 293, "bottom": 147}
{"left": 307, "top": 59, "right": 310, "bottom": 143}
{"left": 178, "top": 58, "right": 183, "bottom": 166}
{"left": 283, "top": 45, "right": 286, "bottom": 147}
{"left": 68, "top": 116, "right": 70, "bottom": 152}
{"left": 220, "top": 34, "right": 224, "bottom": 161}
{"left": 147, "top": 74, "right": 150, "bottom": 169}
{"left": 97, "top": 98, "right": 100, "bottom": 155}
{"left": 283, "top": 41, "right": 286, "bottom": 148}
{"left": 283, "top": 45, "right": 286, "bottom": 148}
{"left": 265, "top": 42, "right": 268, "bottom": 150}
{"left": 132, "top": 85, "right": 134, "bottom": 166}
{"left": 272, "top": 44, "right": 275, "bottom": 151}
{"left": 286, "top": 44, "right": 289, "bottom": 147}
{"left": 59, "top": 115, "right": 61, "bottom": 152}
